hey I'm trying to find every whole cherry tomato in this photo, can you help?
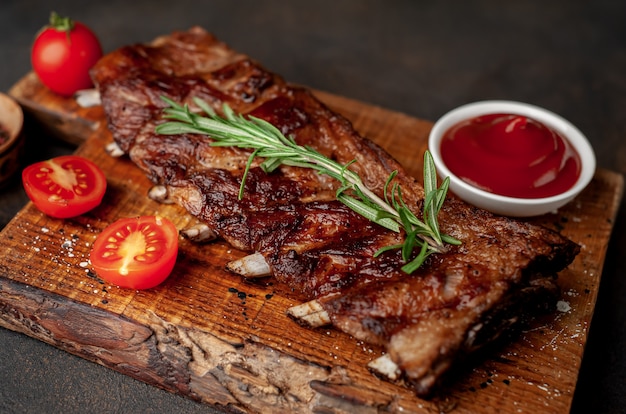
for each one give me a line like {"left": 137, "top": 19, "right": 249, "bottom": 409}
{"left": 31, "top": 12, "right": 103, "bottom": 96}
{"left": 90, "top": 216, "right": 180, "bottom": 290}
{"left": 22, "top": 155, "right": 107, "bottom": 218}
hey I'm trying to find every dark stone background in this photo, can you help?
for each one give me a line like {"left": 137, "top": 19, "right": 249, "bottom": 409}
{"left": 0, "top": 1, "right": 624, "bottom": 413}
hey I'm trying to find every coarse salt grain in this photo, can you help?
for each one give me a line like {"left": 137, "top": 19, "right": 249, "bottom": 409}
{"left": 556, "top": 300, "right": 571, "bottom": 313}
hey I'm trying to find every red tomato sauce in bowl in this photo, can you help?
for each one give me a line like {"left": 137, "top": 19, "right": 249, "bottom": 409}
{"left": 428, "top": 100, "right": 596, "bottom": 217}
{"left": 440, "top": 113, "right": 582, "bottom": 199}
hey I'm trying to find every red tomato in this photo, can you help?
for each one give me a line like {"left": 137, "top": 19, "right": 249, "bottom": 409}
{"left": 90, "top": 216, "right": 179, "bottom": 290}
{"left": 22, "top": 155, "right": 107, "bottom": 218}
{"left": 31, "top": 12, "right": 103, "bottom": 96}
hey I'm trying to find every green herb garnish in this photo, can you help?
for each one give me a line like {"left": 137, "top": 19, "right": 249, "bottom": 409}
{"left": 155, "top": 97, "right": 460, "bottom": 273}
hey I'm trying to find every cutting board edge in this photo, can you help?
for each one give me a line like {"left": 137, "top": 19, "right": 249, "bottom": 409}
{"left": 0, "top": 272, "right": 422, "bottom": 413}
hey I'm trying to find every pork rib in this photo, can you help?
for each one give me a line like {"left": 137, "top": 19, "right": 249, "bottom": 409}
{"left": 91, "top": 27, "right": 580, "bottom": 396}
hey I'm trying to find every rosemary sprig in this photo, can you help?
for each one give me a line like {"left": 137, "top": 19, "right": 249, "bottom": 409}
{"left": 155, "top": 97, "right": 460, "bottom": 273}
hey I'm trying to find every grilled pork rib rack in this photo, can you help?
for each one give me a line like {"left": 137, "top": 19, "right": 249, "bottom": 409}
{"left": 91, "top": 27, "right": 579, "bottom": 396}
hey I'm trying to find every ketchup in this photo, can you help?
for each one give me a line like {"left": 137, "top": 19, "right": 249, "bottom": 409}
{"left": 440, "top": 113, "right": 581, "bottom": 199}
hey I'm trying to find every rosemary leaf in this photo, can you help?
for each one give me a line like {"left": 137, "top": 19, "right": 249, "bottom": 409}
{"left": 156, "top": 97, "right": 460, "bottom": 273}
{"left": 374, "top": 243, "right": 404, "bottom": 257}
{"left": 337, "top": 193, "right": 400, "bottom": 232}
{"left": 401, "top": 242, "right": 430, "bottom": 274}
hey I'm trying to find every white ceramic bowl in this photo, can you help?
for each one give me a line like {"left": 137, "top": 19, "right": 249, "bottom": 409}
{"left": 428, "top": 100, "right": 596, "bottom": 217}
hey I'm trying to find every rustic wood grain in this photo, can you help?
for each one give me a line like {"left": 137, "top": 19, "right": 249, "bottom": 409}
{"left": 1, "top": 73, "right": 623, "bottom": 414}
{"left": 9, "top": 72, "right": 104, "bottom": 146}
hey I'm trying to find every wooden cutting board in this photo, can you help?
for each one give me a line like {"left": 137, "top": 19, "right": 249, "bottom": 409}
{"left": 1, "top": 72, "right": 623, "bottom": 414}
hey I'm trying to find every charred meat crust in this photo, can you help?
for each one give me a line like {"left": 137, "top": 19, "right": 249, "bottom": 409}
{"left": 91, "top": 27, "right": 580, "bottom": 396}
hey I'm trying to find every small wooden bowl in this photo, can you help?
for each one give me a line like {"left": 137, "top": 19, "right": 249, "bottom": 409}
{"left": 0, "top": 93, "right": 24, "bottom": 186}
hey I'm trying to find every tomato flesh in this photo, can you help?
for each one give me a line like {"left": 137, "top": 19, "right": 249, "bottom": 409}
{"left": 90, "top": 216, "right": 179, "bottom": 290}
{"left": 22, "top": 155, "right": 107, "bottom": 218}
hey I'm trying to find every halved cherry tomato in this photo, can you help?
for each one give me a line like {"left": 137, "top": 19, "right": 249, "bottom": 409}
{"left": 22, "top": 155, "right": 107, "bottom": 218}
{"left": 31, "top": 12, "right": 103, "bottom": 96}
{"left": 90, "top": 216, "right": 179, "bottom": 290}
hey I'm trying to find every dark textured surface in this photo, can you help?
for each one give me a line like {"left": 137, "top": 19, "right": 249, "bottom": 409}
{"left": 0, "top": 1, "right": 624, "bottom": 413}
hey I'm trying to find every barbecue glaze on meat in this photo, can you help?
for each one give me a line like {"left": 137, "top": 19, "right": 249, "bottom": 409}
{"left": 91, "top": 27, "right": 580, "bottom": 396}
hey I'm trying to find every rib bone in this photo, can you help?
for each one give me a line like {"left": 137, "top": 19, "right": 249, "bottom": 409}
{"left": 105, "top": 141, "right": 124, "bottom": 157}
{"left": 148, "top": 185, "right": 175, "bottom": 204}
{"left": 75, "top": 88, "right": 102, "bottom": 107}
{"left": 287, "top": 300, "right": 331, "bottom": 328}
{"left": 181, "top": 223, "right": 218, "bottom": 243}
{"left": 226, "top": 252, "right": 271, "bottom": 278}
{"left": 367, "top": 354, "right": 401, "bottom": 381}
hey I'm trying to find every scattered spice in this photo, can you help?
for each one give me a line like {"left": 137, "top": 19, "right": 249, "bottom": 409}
{"left": 226, "top": 287, "right": 275, "bottom": 322}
